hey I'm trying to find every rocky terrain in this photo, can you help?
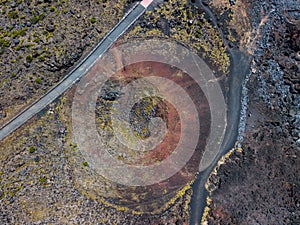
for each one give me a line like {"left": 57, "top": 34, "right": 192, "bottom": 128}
{"left": 203, "top": 0, "right": 300, "bottom": 224}
{"left": 124, "top": 0, "right": 232, "bottom": 76}
{"left": 0, "top": 90, "right": 193, "bottom": 224}
{"left": 0, "top": 0, "right": 299, "bottom": 224}
{"left": 0, "top": 0, "right": 135, "bottom": 126}
{"left": 0, "top": 0, "right": 207, "bottom": 224}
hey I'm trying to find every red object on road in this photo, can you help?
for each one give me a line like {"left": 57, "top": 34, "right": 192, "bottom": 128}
{"left": 140, "top": 0, "right": 152, "bottom": 8}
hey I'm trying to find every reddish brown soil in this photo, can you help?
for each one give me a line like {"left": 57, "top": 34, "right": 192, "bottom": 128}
{"left": 79, "top": 52, "right": 212, "bottom": 212}
{"left": 206, "top": 0, "right": 300, "bottom": 224}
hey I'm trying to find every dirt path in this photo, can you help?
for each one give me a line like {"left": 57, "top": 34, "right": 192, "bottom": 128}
{"left": 189, "top": 1, "right": 252, "bottom": 224}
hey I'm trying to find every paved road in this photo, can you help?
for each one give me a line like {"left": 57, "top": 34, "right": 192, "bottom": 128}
{"left": 0, "top": 1, "right": 152, "bottom": 141}
{"left": 189, "top": 1, "right": 251, "bottom": 224}
{"left": 189, "top": 49, "right": 251, "bottom": 225}
{"left": 0, "top": 1, "right": 250, "bottom": 224}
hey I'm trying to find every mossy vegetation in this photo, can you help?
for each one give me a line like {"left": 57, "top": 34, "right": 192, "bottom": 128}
{"left": 49, "top": 6, "right": 55, "bottom": 12}
{"left": 38, "top": 55, "right": 45, "bottom": 61}
{"left": 202, "top": 144, "right": 242, "bottom": 223}
{"left": 33, "top": 14, "right": 46, "bottom": 24}
{"left": 0, "top": 38, "right": 10, "bottom": 48}
{"left": 0, "top": 0, "right": 203, "bottom": 223}
{"left": 209, "top": 0, "right": 251, "bottom": 48}
{"left": 90, "top": 17, "right": 97, "bottom": 24}
{"left": 0, "top": 75, "right": 193, "bottom": 223}
{"left": 125, "top": 0, "right": 230, "bottom": 74}
{"left": 0, "top": 0, "right": 130, "bottom": 127}
{"left": 35, "top": 77, "right": 41, "bottom": 84}
{"left": 29, "top": 146, "right": 36, "bottom": 153}
{"left": 26, "top": 55, "right": 33, "bottom": 63}
{"left": 39, "top": 177, "right": 47, "bottom": 183}
{"left": 7, "top": 9, "right": 19, "bottom": 19}
{"left": 11, "top": 28, "right": 27, "bottom": 38}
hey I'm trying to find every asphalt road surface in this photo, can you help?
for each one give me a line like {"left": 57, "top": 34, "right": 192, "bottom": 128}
{"left": 0, "top": 1, "right": 152, "bottom": 141}
{"left": 189, "top": 1, "right": 252, "bottom": 224}
{"left": 0, "top": 1, "right": 251, "bottom": 224}
{"left": 189, "top": 48, "right": 251, "bottom": 225}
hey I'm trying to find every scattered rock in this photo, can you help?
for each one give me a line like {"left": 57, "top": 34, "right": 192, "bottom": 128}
{"left": 46, "top": 24, "right": 55, "bottom": 32}
{"left": 24, "top": 62, "right": 31, "bottom": 68}
{"left": 10, "top": 1, "right": 17, "bottom": 8}
{"left": 296, "top": 51, "right": 300, "bottom": 61}
{"left": 12, "top": 39, "right": 20, "bottom": 45}
{"left": 34, "top": 156, "right": 40, "bottom": 162}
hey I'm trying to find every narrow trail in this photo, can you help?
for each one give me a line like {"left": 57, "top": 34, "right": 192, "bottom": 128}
{"left": 0, "top": 1, "right": 252, "bottom": 223}
{"left": 189, "top": 1, "right": 252, "bottom": 224}
{"left": 0, "top": 2, "right": 150, "bottom": 142}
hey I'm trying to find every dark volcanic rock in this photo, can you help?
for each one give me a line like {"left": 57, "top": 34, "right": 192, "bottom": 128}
{"left": 46, "top": 24, "right": 55, "bottom": 32}
{"left": 207, "top": 0, "right": 300, "bottom": 224}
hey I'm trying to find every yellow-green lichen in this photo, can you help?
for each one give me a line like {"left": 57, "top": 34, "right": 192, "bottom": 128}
{"left": 124, "top": 0, "right": 230, "bottom": 74}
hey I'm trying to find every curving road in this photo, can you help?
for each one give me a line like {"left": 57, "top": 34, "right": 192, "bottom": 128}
{"left": 0, "top": 0, "right": 251, "bottom": 224}
{"left": 190, "top": 48, "right": 251, "bottom": 225}
{"left": 189, "top": 1, "right": 252, "bottom": 224}
{"left": 0, "top": 1, "right": 152, "bottom": 141}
